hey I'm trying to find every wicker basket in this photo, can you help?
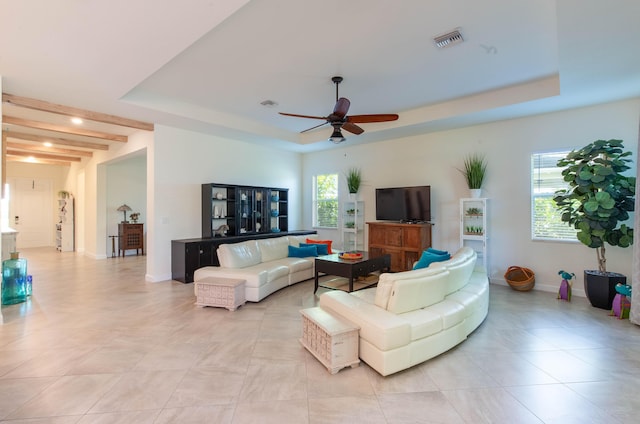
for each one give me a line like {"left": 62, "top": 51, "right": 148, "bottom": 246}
{"left": 504, "top": 266, "right": 535, "bottom": 291}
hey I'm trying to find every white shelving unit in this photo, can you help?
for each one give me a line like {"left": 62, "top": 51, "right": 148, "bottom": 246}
{"left": 341, "top": 199, "right": 364, "bottom": 251}
{"left": 460, "top": 198, "right": 487, "bottom": 270}
{"left": 56, "top": 196, "right": 74, "bottom": 252}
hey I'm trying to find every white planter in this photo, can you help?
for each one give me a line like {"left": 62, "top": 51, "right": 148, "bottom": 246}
{"left": 469, "top": 189, "right": 482, "bottom": 198}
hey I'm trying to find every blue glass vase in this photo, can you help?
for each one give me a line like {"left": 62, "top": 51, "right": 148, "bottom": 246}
{"left": 1, "top": 252, "right": 28, "bottom": 305}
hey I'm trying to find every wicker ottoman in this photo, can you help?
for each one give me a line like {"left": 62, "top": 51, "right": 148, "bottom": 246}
{"left": 300, "top": 307, "right": 360, "bottom": 374}
{"left": 195, "top": 277, "right": 246, "bottom": 311}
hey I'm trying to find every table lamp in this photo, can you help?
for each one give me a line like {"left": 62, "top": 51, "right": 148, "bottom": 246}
{"left": 117, "top": 204, "right": 132, "bottom": 223}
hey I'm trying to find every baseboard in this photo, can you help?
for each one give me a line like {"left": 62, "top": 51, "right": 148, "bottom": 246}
{"left": 491, "top": 278, "right": 585, "bottom": 298}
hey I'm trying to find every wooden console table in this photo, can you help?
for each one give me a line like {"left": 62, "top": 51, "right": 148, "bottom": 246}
{"left": 118, "top": 223, "right": 144, "bottom": 257}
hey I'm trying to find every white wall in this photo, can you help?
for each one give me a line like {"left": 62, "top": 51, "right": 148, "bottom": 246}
{"left": 302, "top": 98, "right": 640, "bottom": 295}
{"left": 146, "top": 125, "right": 302, "bottom": 282}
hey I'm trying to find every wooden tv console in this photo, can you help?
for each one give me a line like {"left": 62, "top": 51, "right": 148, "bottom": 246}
{"left": 367, "top": 221, "right": 432, "bottom": 272}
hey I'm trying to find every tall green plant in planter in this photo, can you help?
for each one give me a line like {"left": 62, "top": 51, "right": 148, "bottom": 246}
{"left": 459, "top": 154, "right": 487, "bottom": 197}
{"left": 346, "top": 168, "right": 362, "bottom": 194}
{"left": 553, "top": 139, "right": 635, "bottom": 309}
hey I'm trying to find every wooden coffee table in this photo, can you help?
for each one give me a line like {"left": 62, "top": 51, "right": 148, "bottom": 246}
{"left": 314, "top": 251, "right": 391, "bottom": 293}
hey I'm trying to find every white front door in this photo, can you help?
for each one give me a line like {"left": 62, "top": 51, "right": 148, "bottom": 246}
{"left": 9, "top": 178, "right": 54, "bottom": 248}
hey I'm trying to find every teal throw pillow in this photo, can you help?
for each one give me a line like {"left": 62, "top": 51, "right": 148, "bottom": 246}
{"left": 427, "top": 247, "right": 450, "bottom": 256}
{"left": 300, "top": 242, "right": 328, "bottom": 255}
{"left": 288, "top": 245, "right": 318, "bottom": 258}
{"left": 413, "top": 251, "right": 451, "bottom": 270}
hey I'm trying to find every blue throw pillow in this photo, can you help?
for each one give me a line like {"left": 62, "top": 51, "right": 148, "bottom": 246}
{"left": 288, "top": 245, "right": 318, "bottom": 258}
{"left": 427, "top": 247, "right": 449, "bottom": 256}
{"left": 300, "top": 242, "right": 328, "bottom": 255}
{"left": 413, "top": 251, "right": 450, "bottom": 270}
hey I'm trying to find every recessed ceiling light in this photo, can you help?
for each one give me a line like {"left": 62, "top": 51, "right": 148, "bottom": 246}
{"left": 43, "top": 142, "right": 53, "bottom": 147}
{"left": 26, "top": 156, "right": 36, "bottom": 163}
{"left": 71, "top": 117, "right": 83, "bottom": 124}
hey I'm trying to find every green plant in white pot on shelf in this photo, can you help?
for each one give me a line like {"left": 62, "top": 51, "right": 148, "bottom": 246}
{"left": 346, "top": 167, "right": 362, "bottom": 195}
{"left": 553, "top": 139, "right": 635, "bottom": 309}
{"left": 458, "top": 154, "right": 487, "bottom": 198}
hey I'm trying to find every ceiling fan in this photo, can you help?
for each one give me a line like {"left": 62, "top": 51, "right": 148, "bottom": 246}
{"left": 279, "top": 76, "right": 399, "bottom": 143}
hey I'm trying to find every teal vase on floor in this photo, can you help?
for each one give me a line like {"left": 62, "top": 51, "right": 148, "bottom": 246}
{"left": 1, "top": 252, "right": 28, "bottom": 305}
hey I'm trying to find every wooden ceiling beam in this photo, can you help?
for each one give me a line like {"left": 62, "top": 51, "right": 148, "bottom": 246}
{"left": 3, "top": 115, "right": 128, "bottom": 142}
{"left": 6, "top": 154, "right": 71, "bottom": 166}
{"left": 2, "top": 93, "right": 154, "bottom": 131}
{"left": 6, "top": 149, "right": 82, "bottom": 162}
{"left": 6, "top": 141, "right": 93, "bottom": 158}
{"left": 4, "top": 131, "right": 110, "bottom": 150}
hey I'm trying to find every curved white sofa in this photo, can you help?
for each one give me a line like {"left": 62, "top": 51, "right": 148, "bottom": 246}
{"left": 319, "top": 247, "right": 489, "bottom": 376}
{"left": 193, "top": 234, "right": 319, "bottom": 302}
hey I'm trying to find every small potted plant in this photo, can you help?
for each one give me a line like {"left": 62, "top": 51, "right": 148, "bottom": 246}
{"left": 458, "top": 154, "right": 487, "bottom": 198}
{"left": 346, "top": 167, "right": 362, "bottom": 195}
{"left": 553, "top": 139, "right": 635, "bottom": 309}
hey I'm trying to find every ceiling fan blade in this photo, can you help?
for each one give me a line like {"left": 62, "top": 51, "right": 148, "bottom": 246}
{"left": 301, "top": 122, "right": 329, "bottom": 133}
{"left": 347, "top": 114, "right": 399, "bottom": 123}
{"left": 279, "top": 112, "right": 328, "bottom": 120}
{"left": 342, "top": 122, "right": 364, "bottom": 135}
{"left": 331, "top": 98, "right": 350, "bottom": 120}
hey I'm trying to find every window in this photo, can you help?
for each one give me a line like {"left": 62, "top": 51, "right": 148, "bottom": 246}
{"left": 531, "top": 152, "right": 578, "bottom": 241}
{"left": 313, "top": 173, "right": 338, "bottom": 228}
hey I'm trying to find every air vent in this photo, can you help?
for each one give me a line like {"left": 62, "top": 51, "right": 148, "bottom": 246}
{"left": 260, "top": 100, "right": 278, "bottom": 107}
{"left": 433, "top": 28, "right": 464, "bottom": 49}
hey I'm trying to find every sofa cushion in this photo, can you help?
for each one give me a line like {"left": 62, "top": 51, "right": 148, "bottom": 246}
{"left": 274, "top": 257, "right": 314, "bottom": 273}
{"left": 374, "top": 265, "right": 446, "bottom": 309}
{"left": 217, "top": 240, "right": 261, "bottom": 268}
{"left": 305, "top": 238, "right": 333, "bottom": 254}
{"left": 288, "top": 234, "right": 318, "bottom": 247}
{"left": 427, "top": 247, "right": 449, "bottom": 256}
{"left": 400, "top": 307, "right": 443, "bottom": 341}
{"left": 386, "top": 268, "right": 450, "bottom": 314}
{"left": 413, "top": 250, "right": 450, "bottom": 270}
{"left": 257, "top": 237, "right": 290, "bottom": 262}
{"left": 288, "top": 245, "right": 318, "bottom": 258}
{"left": 300, "top": 242, "right": 328, "bottom": 255}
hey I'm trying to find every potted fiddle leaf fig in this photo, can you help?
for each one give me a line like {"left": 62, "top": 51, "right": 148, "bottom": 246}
{"left": 346, "top": 167, "right": 362, "bottom": 194}
{"left": 553, "top": 139, "right": 635, "bottom": 309}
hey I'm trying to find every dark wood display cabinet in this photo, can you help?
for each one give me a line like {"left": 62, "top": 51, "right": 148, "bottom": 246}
{"left": 367, "top": 222, "right": 432, "bottom": 272}
{"left": 171, "top": 230, "right": 316, "bottom": 283}
{"left": 118, "top": 223, "right": 144, "bottom": 257}
{"left": 202, "top": 183, "right": 288, "bottom": 238}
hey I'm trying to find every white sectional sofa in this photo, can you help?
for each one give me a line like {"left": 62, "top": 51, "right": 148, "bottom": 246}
{"left": 193, "top": 234, "right": 319, "bottom": 302}
{"left": 319, "top": 247, "right": 489, "bottom": 376}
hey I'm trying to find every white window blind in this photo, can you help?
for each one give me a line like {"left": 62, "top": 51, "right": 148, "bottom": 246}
{"left": 531, "top": 152, "right": 578, "bottom": 241}
{"left": 313, "top": 174, "right": 338, "bottom": 228}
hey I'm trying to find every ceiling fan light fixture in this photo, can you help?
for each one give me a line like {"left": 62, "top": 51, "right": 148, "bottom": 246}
{"left": 329, "top": 128, "right": 346, "bottom": 144}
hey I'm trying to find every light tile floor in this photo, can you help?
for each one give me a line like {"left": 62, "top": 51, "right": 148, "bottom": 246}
{"left": 1, "top": 247, "right": 640, "bottom": 423}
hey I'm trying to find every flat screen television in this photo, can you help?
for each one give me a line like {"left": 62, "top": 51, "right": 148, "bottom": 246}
{"left": 375, "top": 185, "right": 431, "bottom": 223}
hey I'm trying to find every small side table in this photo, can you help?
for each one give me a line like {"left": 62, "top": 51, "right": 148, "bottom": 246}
{"left": 118, "top": 223, "right": 144, "bottom": 257}
{"left": 300, "top": 307, "right": 360, "bottom": 374}
{"left": 194, "top": 277, "right": 246, "bottom": 311}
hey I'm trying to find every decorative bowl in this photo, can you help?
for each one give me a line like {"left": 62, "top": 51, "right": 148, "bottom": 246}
{"left": 339, "top": 252, "right": 363, "bottom": 260}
